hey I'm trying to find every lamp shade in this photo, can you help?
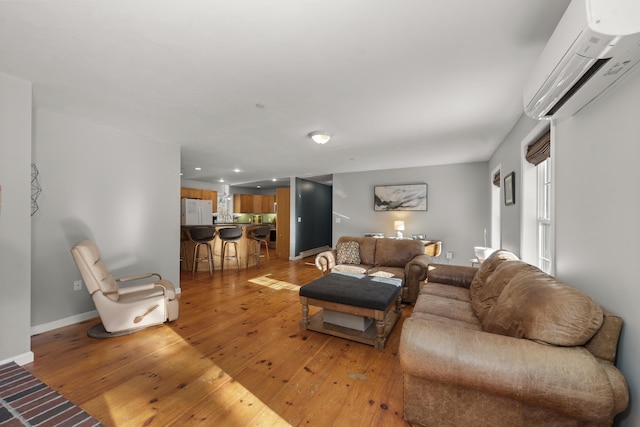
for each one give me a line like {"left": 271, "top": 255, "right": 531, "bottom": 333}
{"left": 394, "top": 221, "right": 405, "bottom": 231}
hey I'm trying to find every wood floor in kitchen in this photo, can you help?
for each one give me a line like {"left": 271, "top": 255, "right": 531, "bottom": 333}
{"left": 26, "top": 256, "right": 413, "bottom": 426}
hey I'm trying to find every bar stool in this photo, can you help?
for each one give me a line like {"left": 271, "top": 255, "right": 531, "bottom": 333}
{"left": 218, "top": 227, "right": 243, "bottom": 272}
{"left": 247, "top": 226, "right": 270, "bottom": 268}
{"left": 188, "top": 227, "right": 216, "bottom": 275}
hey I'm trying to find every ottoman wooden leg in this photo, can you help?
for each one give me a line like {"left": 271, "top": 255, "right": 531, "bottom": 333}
{"left": 300, "top": 297, "right": 309, "bottom": 330}
{"left": 375, "top": 318, "right": 386, "bottom": 351}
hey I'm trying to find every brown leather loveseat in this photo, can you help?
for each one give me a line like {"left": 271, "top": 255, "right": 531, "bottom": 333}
{"left": 399, "top": 250, "right": 629, "bottom": 426}
{"left": 315, "top": 236, "right": 430, "bottom": 303}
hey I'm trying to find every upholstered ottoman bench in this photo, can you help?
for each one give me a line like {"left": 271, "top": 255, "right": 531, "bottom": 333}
{"left": 299, "top": 272, "right": 402, "bottom": 350}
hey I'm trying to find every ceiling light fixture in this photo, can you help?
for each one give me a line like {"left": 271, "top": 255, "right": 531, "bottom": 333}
{"left": 194, "top": 167, "right": 202, "bottom": 171}
{"left": 309, "top": 131, "right": 332, "bottom": 144}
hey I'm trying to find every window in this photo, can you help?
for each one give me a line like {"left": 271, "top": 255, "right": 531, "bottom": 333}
{"left": 537, "top": 158, "right": 552, "bottom": 273}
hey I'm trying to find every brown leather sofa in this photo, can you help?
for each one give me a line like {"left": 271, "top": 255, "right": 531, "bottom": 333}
{"left": 399, "top": 250, "right": 629, "bottom": 427}
{"left": 314, "top": 236, "right": 430, "bottom": 303}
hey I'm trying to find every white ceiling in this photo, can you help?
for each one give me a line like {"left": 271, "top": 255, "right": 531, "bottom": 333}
{"left": 0, "top": 0, "right": 570, "bottom": 187}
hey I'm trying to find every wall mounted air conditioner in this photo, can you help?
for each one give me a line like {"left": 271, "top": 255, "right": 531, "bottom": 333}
{"left": 524, "top": 0, "right": 640, "bottom": 120}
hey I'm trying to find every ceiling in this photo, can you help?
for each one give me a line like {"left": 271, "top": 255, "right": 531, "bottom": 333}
{"left": 0, "top": 1, "right": 570, "bottom": 187}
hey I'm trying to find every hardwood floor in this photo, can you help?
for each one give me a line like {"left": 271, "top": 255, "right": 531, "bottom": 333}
{"left": 26, "top": 257, "right": 413, "bottom": 426}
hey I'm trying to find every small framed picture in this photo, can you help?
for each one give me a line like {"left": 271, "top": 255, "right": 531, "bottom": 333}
{"left": 504, "top": 172, "right": 515, "bottom": 206}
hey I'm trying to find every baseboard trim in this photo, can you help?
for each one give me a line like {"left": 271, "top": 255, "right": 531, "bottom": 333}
{"left": 31, "top": 310, "right": 99, "bottom": 336}
{"left": 0, "top": 351, "right": 34, "bottom": 366}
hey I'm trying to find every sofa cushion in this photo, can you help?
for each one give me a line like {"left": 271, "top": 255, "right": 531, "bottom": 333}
{"left": 367, "top": 266, "right": 404, "bottom": 280}
{"left": 337, "top": 236, "right": 377, "bottom": 266}
{"left": 336, "top": 241, "right": 361, "bottom": 265}
{"left": 469, "top": 250, "right": 520, "bottom": 321}
{"left": 421, "top": 282, "right": 471, "bottom": 303}
{"left": 482, "top": 269, "right": 604, "bottom": 346}
{"left": 374, "top": 238, "right": 424, "bottom": 268}
{"left": 409, "top": 311, "right": 482, "bottom": 331}
{"left": 414, "top": 294, "right": 479, "bottom": 326}
{"left": 332, "top": 264, "right": 368, "bottom": 275}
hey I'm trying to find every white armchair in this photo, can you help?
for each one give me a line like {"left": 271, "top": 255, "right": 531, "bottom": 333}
{"left": 71, "top": 240, "right": 179, "bottom": 334}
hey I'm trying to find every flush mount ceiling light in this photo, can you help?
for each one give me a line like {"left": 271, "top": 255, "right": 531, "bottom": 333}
{"left": 309, "top": 131, "right": 332, "bottom": 144}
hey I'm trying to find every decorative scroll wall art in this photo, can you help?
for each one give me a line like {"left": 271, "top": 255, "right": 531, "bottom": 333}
{"left": 374, "top": 184, "right": 427, "bottom": 211}
{"left": 31, "top": 163, "right": 42, "bottom": 216}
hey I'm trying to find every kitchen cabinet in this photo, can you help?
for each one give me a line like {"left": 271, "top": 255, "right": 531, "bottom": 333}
{"left": 181, "top": 187, "right": 202, "bottom": 199}
{"left": 262, "top": 195, "right": 276, "bottom": 213}
{"left": 233, "top": 193, "right": 276, "bottom": 213}
{"left": 233, "top": 194, "right": 254, "bottom": 213}
{"left": 252, "top": 195, "right": 263, "bottom": 213}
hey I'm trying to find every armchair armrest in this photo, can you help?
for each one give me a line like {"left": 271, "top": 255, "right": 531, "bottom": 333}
{"left": 426, "top": 263, "right": 477, "bottom": 288}
{"left": 400, "top": 318, "right": 629, "bottom": 420}
{"left": 315, "top": 250, "right": 337, "bottom": 275}
{"left": 117, "top": 282, "right": 158, "bottom": 295}
{"left": 116, "top": 272, "right": 162, "bottom": 283}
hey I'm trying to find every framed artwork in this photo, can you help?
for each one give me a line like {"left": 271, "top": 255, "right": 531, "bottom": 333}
{"left": 504, "top": 172, "right": 515, "bottom": 206}
{"left": 374, "top": 184, "right": 427, "bottom": 211}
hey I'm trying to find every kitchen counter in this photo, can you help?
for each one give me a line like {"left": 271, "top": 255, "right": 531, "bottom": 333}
{"left": 181, "top": 224, "right": 272, "bottom": 271}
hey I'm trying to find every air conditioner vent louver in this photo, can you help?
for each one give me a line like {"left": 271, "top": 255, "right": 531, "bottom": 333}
{"left": 524, "top": 0, "right": 640, "bottom": 120}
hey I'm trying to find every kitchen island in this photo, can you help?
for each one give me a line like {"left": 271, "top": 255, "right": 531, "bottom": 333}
{"left": 181, "top": 224, "right": 272, "bottom": 271}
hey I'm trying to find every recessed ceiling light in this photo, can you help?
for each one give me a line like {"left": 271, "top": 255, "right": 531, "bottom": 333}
{"left": 219, "top": 179, "right": 225, "bottom": 183}
{"left": 234, "top": 168, "right": 241, "bottom": 173}
{"left": 194, "top": 167, "right": 202, "bottom": 171}
{"left": 257, "top": 185, "right": 261, "bottom": 188}
{"left": 309, "top": 131, "right": 332, "bottom": 144}
{"left": 272, "top": 178, "right": 277, "bottom": 182}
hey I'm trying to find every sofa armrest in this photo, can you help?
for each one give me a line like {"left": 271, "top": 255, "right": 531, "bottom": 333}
{"left": 400, "top": 318, "right": 629, "bottom": 420}
{"left": 315, "top": 250, "right": 337, "bottom": 275}
{"left": 403, "top": 254, "right": 431, "bottom": 303}
{"left": 426, "top": 263, "right": 477, "bottom": 289}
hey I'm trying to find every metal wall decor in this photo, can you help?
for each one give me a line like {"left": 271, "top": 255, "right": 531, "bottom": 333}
{"left": 31, "top": 163, "right": 42, "bottom": 215}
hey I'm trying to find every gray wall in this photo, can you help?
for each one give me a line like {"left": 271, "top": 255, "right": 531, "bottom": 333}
{"left": 488, "top": 71, "right": 640, "bottom": 426}
{"left": 552, "top": 71, "right": 640, "bottom": 426}
{"left": 31, "top": 109, "right": 180, "bottom": 329}
{"left": 488, "top": 115, "right": 544, "bottom": 255}
{"left": 0, "top": 72, "right": 32, "bottom": 364}
{"left": 332, "top": 162, "right": 490, "bottom": 264}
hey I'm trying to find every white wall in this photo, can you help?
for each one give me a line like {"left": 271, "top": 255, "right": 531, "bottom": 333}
{"left": 332, "top": 162, "right": 489, "bottom": 264}
{"left": 0, "top": 72, "right": 33, "bottom": 364}
{"left": 31, "top": 109, "right": 180, "bottom": 329}
{"left": 553, "top": 71, "right": 640, "bottom": 426}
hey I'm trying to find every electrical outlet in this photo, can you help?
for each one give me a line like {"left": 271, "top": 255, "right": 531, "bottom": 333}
{"left": 445, "top": 252, "right": 453, "bottom": 260}
{"left": 73, "top": 280, "right": 83, "bottom": 291}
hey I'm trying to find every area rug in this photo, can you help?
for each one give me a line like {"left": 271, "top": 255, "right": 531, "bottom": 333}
{"left": 0, "top": 362, "right": 103, "bottom": 426}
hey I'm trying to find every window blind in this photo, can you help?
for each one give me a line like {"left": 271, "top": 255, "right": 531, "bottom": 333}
{"left": 526, "top": 131, "right": 551, "bottom": 166}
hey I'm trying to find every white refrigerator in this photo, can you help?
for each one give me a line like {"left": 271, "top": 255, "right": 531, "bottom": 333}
{"left": 181, "top": 198, "right": 213, "bottom": 225}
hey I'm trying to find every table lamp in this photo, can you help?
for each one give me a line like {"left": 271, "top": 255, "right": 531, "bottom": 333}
{"left": 394, "top": 220, "right": 405, "bottom": 239}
